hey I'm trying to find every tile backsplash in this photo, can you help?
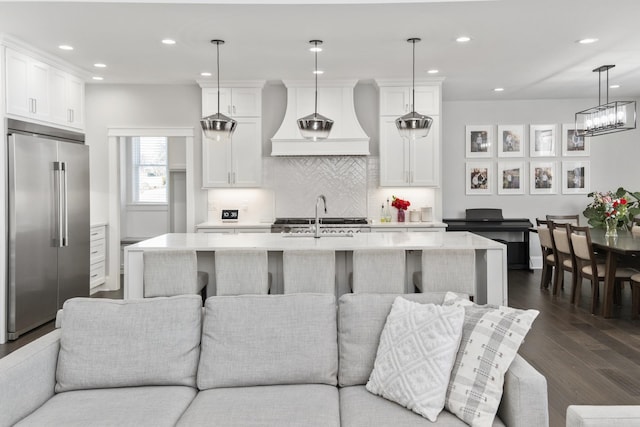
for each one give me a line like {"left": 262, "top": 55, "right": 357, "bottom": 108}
{"left": 207, "top": 156, "right": 436, "bottom": 222}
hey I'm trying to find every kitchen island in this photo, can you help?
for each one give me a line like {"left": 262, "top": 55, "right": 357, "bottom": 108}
{"left": 124, "top": 231, "right": 507, "bottom": 305}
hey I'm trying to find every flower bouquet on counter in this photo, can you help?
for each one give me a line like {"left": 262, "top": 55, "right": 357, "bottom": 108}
{"left": 391, "top": 196, "right": 410, "bottom": 222}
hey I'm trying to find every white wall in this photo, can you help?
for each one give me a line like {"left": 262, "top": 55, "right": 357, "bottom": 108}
{"left": 85, "top": 84, "right": 206, "bottom": 226}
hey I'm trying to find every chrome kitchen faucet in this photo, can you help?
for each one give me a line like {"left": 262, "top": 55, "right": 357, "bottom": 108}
{"left": 314, "top": 195, "right": 327, "bottom": 238}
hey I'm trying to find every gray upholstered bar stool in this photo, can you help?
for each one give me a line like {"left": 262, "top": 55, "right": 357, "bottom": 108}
{"left": 283, "top": 250, "right": 335, "bottom": 294}
{"left": 351, "top": 249, "right": 406, "bottom": 293}
{"left": 413, "top": 249, "right": 476, "bottom": 298}
{"left": 143, "top": 250, "right": 208, "bottom": 298}
{"left": 214, "top": 249, "right": 270, "bottom": 296}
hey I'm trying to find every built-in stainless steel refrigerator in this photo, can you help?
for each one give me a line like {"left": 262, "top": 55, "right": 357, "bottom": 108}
{"left": 7, "top": 119, "right": 89, "bottom": 340}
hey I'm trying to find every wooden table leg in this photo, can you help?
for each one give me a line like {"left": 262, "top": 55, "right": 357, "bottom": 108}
{"left": 602, "top": 250, "right": 617, "bottom": 318}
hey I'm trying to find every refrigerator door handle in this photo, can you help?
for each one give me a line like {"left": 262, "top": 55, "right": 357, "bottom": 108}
{"left": 54, "top": 162, "right": 64, "bottom": 247}
{"left": 62, "top": 162, "right": 69, "bottom": 247}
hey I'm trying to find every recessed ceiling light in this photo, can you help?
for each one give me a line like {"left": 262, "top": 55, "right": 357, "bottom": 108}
{"left": 313, "top": 70, "right": 324, "bottom": 74}
{"left": 201, "top": 72, "right": 212, "bottom": 77}
{"left": 58, "top": 45, "right": 74, "bottom": 51}
{"left": 427, "top": 69, "right": 439, "bottom": 74}
{"left": 92, "top": 76, "right": 104, "bottom": 81}
{"left": 309, "top": 46, "right": 322, "bottom": 52}
{"left": 93, "top": 63, "right": 106, "bottom": 68}
{"left": 162, "top": 39, "right": 176, "bottom": 45}
{"left": 494, "top": 87, "right": 504, "bottom": 92}
{"left": 577, "top": 38, "right": 599, "bottom": 44}
{"left": 610, "top": 84, "right": 620, "bottom": 89}
{"left": 456, "top": 36, "right": 471, "bottom": 43}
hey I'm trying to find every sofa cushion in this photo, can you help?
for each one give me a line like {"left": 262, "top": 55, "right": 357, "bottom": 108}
{"left": 177, "top": 384, "right": 340, "bottom": 426}
{"left": 198, "top": 294, "right": 338, "bottom": 389}
{"left": 338, "top": 292, "right": 459, "bottom": 387}
{"left": 443, "top": 293, "right": 539, "bottom": 427}
{"left": 366, "top": 297, "right": 465, "bottom": 422}
{"left": 55, "top": 296, "right": 202, "bottom": 392}
{"left": 339, "top": 386, "right": 506, "bottom": 427}
{"left": 15, "top": 386, "right": 197, "bottom": 427}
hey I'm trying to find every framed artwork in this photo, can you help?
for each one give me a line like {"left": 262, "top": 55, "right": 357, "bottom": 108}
{"left": 530, "top": 161, "right": 556, "bottom": 195}
{"left": 466, "top": 161, "right": 493, "bottom": 195}
{"left": 561, "top": 123, "right": 590, "bottom": 156}
{"left": 529, "top": 124, "right": 556, "bottom": 157}
{"left": 562, "top": 161, "right": 590, "bottom": 194}
{"left": 465, "top": 125, "right": 494, "bottom": 158}
{"left": 497, "top": 125, "right": 525, "bottom": 157}
{"left": 497, "top": 161, "right": 525, "bottom": 195}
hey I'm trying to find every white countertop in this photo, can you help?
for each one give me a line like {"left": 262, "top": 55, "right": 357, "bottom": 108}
{"left": 127, "top": 231, "right": 504, "bottom": 251}
{"left": 368, "top": 221, "right": 447, "bottom": 228}
{"left": 195, "top": 222, "right": 272, "bottom": 229}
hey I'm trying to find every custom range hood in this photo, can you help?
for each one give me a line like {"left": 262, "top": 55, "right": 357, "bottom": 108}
{"left": 271, "top": 80, "right": 370, "bottom": 156}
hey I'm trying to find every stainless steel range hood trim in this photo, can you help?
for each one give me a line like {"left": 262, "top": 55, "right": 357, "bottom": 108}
{"left": 271, "top": 79, "right": 370, "bottom": 156}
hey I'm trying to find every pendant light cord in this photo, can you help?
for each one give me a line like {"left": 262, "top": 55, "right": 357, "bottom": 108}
{"left": 217, "top": 41, "right": 221, "bottom": 115}
{"left": 411, "top": 39, "right": 416, "bottom": 113}
{"left": 314, "top": 41, "right": 318, "bottom": 116}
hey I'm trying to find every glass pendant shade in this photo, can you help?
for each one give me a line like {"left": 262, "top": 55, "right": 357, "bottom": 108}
{"left": 201, "top": 112, "right": 237, "bottom": 141}
{"left": 298, "top": 40, "right": 333, "bottom": 140}
{"left": 200, "top": 39, "right": 236, "bottom": 141}
{"left": 396, "top": 111, "right": 433, "bottom": 140}
{"left": 396, "top": 38, "right": 433, "bottom": 140}
{"left": 298, "top": 113, "right": 334, "bottom": 141}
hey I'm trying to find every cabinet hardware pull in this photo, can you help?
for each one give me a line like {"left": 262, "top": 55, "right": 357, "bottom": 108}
{"left": 33, "top": 98, "right": 37, "bottom": 113}
{"left": 233, "top": 105, "right": 236, "bottom": 115}
{"left": 228, "top": 172, "right": 231, "bottom": 184}
{"left": 91, "top": 274, "right": 98, "bottom": 278}
{"left": 228, "top": 105, "right": 231, "bottom": 114}
{"left": 91, "top": 250, "right": 98, "bottom": 254}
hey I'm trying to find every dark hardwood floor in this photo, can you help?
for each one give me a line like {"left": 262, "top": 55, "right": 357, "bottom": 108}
{"left": 2, "top": 273, "right": 639, "bottom": 426}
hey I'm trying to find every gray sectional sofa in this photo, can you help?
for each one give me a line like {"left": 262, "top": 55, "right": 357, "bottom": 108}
{"left": 0, "top": 293, "right": 549, "bottom": 426}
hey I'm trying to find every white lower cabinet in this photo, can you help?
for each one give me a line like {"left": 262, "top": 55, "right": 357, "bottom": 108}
{"left": 89, "top": 225, "right": 107, "bottom": 289}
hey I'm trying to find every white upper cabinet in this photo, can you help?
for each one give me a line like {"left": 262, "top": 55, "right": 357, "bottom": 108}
{"left": 202, "top": 87, "right": 261, "bottom": 117}
{"left": 376, "top": 80, "right": 442, "bottom": 187}
{"left": 5, "top": 47, "right": 85, "bottom": 130}
{"left": 200, "top": 83, "right": 264, "bottom": 188}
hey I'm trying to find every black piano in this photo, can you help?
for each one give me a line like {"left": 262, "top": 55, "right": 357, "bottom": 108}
{"left": 444, "top": 209, "right": 533, "bottom": 270}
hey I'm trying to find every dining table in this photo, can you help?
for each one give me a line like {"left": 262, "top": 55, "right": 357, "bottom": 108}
{"left": 589, "top": 228, "right": 640, "bottom": 318}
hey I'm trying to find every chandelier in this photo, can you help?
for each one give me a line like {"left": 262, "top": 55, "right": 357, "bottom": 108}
{"left": 575, "top": 65, "right": 636, "bottom": 137}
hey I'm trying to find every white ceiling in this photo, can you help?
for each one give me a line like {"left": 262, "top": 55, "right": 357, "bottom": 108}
{"left": 1, "top": 0, "right": 640, "bottom": 101}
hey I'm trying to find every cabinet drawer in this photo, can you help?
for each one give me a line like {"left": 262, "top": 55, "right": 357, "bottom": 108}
{"left": 90, "top": 225, "right": 106, "bottom": 241}
{"left": 90, "top": 240, "right": 105, "bottom": 263}
{"left": 90, "top": 261, "right": 105, "bottom": 287}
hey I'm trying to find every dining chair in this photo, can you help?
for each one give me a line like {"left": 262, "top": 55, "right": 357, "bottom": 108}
{"left": 214, "top": 249, "right": 270, "bottom": 296}
{"left": 536, "top": 218, "right": 556, "bottom": 291}
{"left": 546, "top": 214, "right": 580, "bottom": 226}
{"left": 413, "top": 249, "right": 475, "bottom": 299}
{"left": 548, "top": 221, "right": 578, "bottom": 298}
{"left": 143, "top": 250, "right": 208, "bottom": 298}
{"left": 631, "top": 274, "right": 640, "bottom": 319}
{"left": 569, "top": 225, "right": 638, "bottom": 314}
{"left": 351, "top": 249, "right": 406, "bottom": 293}
{"left": 283, "top": 250, "right": 335, "bottom": 294}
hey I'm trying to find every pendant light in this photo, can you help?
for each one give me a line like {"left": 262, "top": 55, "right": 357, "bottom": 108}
{"left": 297, "top": 40, "right": 333, "bottom": 141}
{"left": 395, "top": 38, "right": 433, "bottom": 140}
{"left": 574, "top": 64, "right": 636, "bottom": 137}
{"left": 200, "top": 39, "right": 237, "bottom": 141}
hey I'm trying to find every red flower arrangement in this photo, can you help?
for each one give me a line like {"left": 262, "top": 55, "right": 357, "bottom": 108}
{"left": 391, "top": 196, "right": 410, "bottom": 211}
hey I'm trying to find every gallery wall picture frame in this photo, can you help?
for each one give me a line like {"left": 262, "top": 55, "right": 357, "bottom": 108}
{"left": 465, "top": 161, "right": 493, "bottom": 195}
{"left": 530, "top": 161, "right": 557, "bottom": 195}
{"left": 497, "top": 161, "right": 525, "bottom": 195}
{"left": 561, "top": 123, "right": 590, "bottom": 157}
{"left": 529, "top": 124, "right": 557, "bottom": 157}
{"left": 497, "top": 124, "right": 525, "bottom": 157}
{"left": 465, "top": 125, "right": 494, "bottom": 158}
{"left": 562, "top": 161, "right": 590, "bottom": 194}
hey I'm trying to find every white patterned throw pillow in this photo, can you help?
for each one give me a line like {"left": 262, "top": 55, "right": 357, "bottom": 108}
{"left": 443, "top": 292, "right": 539, "bottom": 427}
{"left": 366, "top": 296, "right": 465, "bottom": 422}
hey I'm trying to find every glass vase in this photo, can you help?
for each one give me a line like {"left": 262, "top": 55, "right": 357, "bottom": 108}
{"left": 605, "top": 218, "right": 618, "bottom": 238}
{"left": 397, "top": 209, "right": 405, "bottom": 223}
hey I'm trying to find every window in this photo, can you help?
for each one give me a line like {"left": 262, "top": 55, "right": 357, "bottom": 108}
{"left": 131, "top": 136, "right": 167, "bottom": 204}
